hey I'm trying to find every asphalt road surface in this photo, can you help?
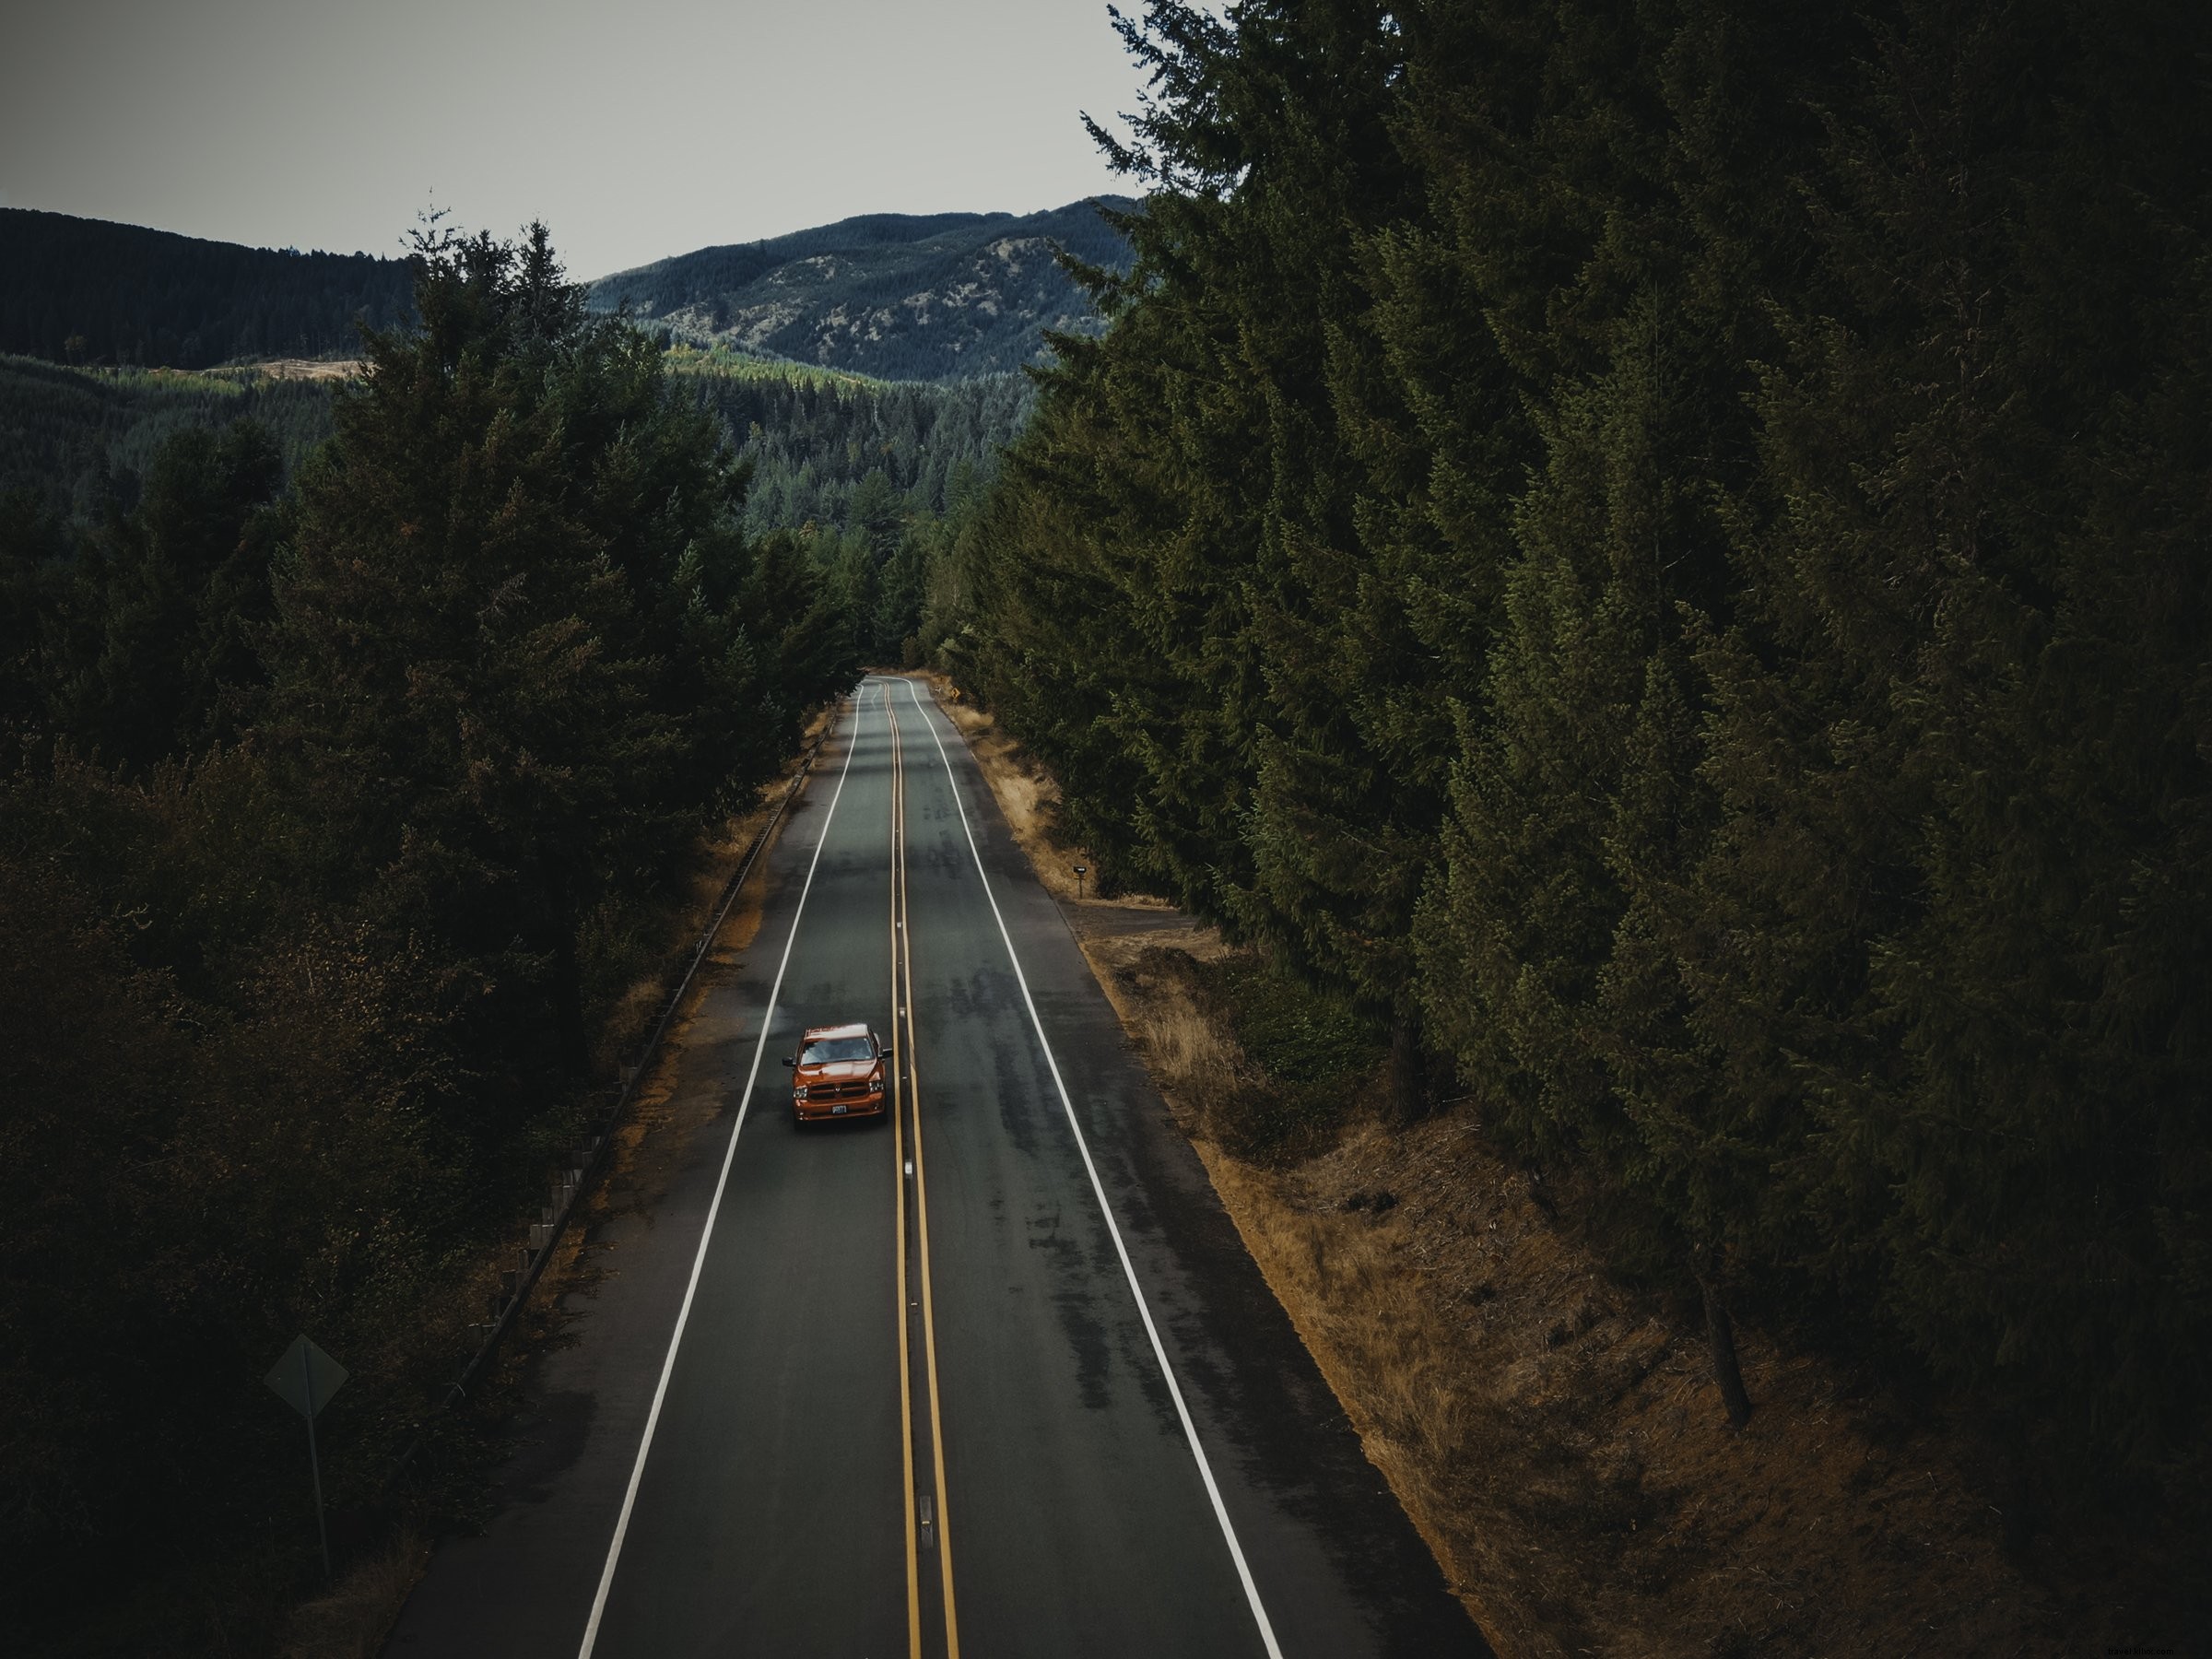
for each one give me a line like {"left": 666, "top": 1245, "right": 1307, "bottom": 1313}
{"left": 386, "top": 677, "right": 1487, "bottom": 1659}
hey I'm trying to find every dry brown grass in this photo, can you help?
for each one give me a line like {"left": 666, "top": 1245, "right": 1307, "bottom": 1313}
{"left": 255, "top": 358, "right": 363, "bottom": 381}
{"left": 277, "top": 1532, "right": 429, "bottom": 1659}
{"left": 943, "top": 689, "right": 2144, "bottom": 1659}
{"left": 1104, "top": 945, "right": 2072, "bottom": 1658}
{"left": 1086, "top": 929, "right": 1244, "bottom": 1087}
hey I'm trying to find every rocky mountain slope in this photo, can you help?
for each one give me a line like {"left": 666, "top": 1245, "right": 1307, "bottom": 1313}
{"left": 586, "top": 198, "right": 1135, "bottom": 382}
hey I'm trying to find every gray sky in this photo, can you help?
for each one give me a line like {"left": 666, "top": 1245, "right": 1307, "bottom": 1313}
{"left": 0, "top": 0, "right": 1150, "bottom": 278}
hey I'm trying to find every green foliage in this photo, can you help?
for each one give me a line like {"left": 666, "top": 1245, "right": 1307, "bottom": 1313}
{"left": 0, "top": 206, "right": 413, "bottom": 369}
{"left": 0, "top": 353, "right": 336, "bottom": 520}
{"left": 52, "top": 421, "right": 285, "bottom": 768}
{"left": 1191, "top": 951, "right": 1381, "bottom": 1164}
{"left": 0, "top": 342, "right": 1035, "bottom": 694}
{"left": 953, "top": 0, "right": 2212, "bottom": 1490}
{"left": 0, "top": 221, "right": 851, "bottom": 1637}
{"left": 267, "top": 219, "right": 842, "bottom": 1081}
{"left": 0, "top": 780, "right": 477, "bottom": 1632}
{"left": 642, "top": 349, "right": 1032, "bottom": 665}
{"left": 1202, "top": 953, "right": 1378, "bottom": 1086}
{"left": 662, "top": 346, "right": 1031, "bottom": 535}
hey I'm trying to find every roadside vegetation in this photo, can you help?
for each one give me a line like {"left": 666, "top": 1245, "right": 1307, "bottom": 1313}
{"left": 926, "top": 0, "right": 2212, "bottom": 1635}
{"left": 949, "top": 688, "right": 2200, "bottom": 1655}
{"left": 0, "top": 223, "right": 857, "bottom": 1653}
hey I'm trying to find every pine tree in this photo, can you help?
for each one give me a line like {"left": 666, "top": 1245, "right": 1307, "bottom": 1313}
{"left": 1680, "top": 0, "right": 2212, "bottom": 1465}
{"left": 265, "top": 222, "right": 804, "bottom": 1088}
{"left": 951, "top": 0, "right": 2212, "bottom": 1477}
{"left": 48, "top": 420, "right": 284, "bottom": 768}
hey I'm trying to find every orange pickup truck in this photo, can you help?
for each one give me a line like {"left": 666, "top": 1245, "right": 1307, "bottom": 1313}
{"left": 783, "top": 1023, "right": 890, "bottom": 1126}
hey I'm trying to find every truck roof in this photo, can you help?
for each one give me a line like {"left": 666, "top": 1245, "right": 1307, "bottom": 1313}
{"left": 802, "top": 1022, "right": 872, "bottom": 1041}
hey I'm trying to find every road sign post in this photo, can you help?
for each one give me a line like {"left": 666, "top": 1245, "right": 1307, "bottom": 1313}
{"left": 1073, "top": 864, "right": 1087, "bottom": 901}
{"left": 265, "top": 1335, "right": 347, "bottom": 1577}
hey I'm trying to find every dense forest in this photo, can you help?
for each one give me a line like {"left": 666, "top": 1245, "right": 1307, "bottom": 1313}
{"left": 661, "top": 350, "right": 1029, "bottom": 660}
{"left": 0, "top": 341, "right": 1032, "bottom": 663}
{"left": 941, "top": 0, "right": 2212, "bottom": 1507}
{"left": 668, "top": 352, "right": 1032, "bottom": 534}
{"left": 0, "top": 225, "right": 856, "bottom": 1643}
{"left": 0, "top": 354, "right": 338, "bottom": 519}
{"left": 0, "top": 208, "right": 415, "bottom": 368}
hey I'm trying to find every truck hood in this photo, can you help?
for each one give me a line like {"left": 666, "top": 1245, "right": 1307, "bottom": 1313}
{"left": 797, "top": 1060, "right": 878, "bottom": 1082}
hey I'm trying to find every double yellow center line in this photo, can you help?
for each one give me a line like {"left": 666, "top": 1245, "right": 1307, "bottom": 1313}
{"left": 888, "top": 683, "right": 959, "bottom": 1659}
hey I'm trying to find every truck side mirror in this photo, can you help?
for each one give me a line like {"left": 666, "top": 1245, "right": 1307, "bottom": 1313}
{"left": 781, "top": 1056, "right": 794, "bottom": 1067}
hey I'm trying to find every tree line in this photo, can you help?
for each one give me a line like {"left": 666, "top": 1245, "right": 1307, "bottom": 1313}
{"left": 0, "top": 224, "right": 855, "bottom": 1642}
{"left": 943, "top": 0, "right": 2211, "bottom": 1500}
{"left": 0, "top": 207, "right": 416, "bottom": 370}
{"left": 679, "top": 354, "right": 1032, "bottom": 536}
{"left": 0, "top": 353, "right": 337, "bottom": 520}
{"left": 664, "top": 355, "right": 1025, "bottom": 663}
{"left": 0, "top": 340, "right": 1034, "bottom": 688}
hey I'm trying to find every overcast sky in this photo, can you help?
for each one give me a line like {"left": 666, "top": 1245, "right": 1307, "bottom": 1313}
{"left": 1, "top": 0, "right": 1154, "bottom": 278}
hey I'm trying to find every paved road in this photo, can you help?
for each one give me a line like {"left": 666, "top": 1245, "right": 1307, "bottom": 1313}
{"left": 386, "top": 677, "right": 1485, "bottom": 1658}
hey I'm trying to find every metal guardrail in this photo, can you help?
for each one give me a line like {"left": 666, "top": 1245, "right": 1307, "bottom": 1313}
{"left": 388, "top": 716, "right": 833, "bottom": 1481}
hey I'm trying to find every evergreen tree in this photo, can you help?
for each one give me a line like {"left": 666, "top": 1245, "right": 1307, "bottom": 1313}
{"left": 955, "top": 0, "right": 2212, "bottom": 1476}
{"left": 0, "top": 488, "right": 72, "bottom": 759}
{"left": 50, "top": 420, "right": 285, "bottom": 768}
{"left": 266, "top": 222, "right": 830, "bottom": 1089}
{"left": 1678, "top": 0, "right": 2212, "bottom": 1464}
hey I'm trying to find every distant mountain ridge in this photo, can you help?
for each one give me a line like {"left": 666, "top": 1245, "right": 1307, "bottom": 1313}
{"left": 0, "top": 208, "right": 415, "bottom": 370}
{"left": 0, "top": 201, "right": 1135, "bottom": 384}
{"left": 587, "top": 198, "right": 1136, "bottom": 382}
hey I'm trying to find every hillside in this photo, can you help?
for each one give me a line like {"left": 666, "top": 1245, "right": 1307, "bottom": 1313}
{"left": 658, "top": 348, "right": 1033, "bottom": 532}
{"left": 0, "top": 354, "right": 339, "bottom": 518}
{"left": 0, "top": 209, "right": 414, "bottom": 370}
{"left": 0, "top": 202, "right": 1133, "bottom": 384}
{"left": 588, "top": 199, "right": 1135, "bottom": 381}
{"left": 0, "top": 347, "right": 1033, "bottom": 540}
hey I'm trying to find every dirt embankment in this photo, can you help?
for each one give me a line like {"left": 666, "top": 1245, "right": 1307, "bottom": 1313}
{"left": 929, "top": 675, "right": 2187, "bottom": 1659}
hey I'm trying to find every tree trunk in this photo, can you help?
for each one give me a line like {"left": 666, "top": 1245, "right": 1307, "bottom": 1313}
{"left": 1387, "top": 1006, "right": 1428, "bottom": 1127}
{"left": 547, "top": 916, "right": 589, "bottom": 1079}
{"left": 1696, "top": 1256, "right": 1753, "bottom": 1429}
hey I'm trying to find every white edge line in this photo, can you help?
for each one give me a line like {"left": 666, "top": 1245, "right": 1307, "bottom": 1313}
{"left": 901, "top": 678, "right": 1286, "bottom": 1659}
{"left": 577, "top": 693, "right": 868, "bottom": 1658}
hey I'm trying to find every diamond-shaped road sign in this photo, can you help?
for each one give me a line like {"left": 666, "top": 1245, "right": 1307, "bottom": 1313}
{"left": 265, "top": 1335, "right": 347, "bottom": 1420}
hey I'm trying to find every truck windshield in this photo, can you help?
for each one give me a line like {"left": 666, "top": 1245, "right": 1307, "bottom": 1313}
{"left": 801, "top": 1037, "right": 875, "bottom": 1064}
